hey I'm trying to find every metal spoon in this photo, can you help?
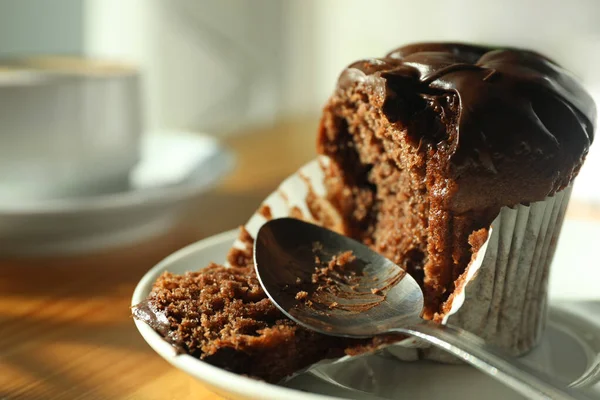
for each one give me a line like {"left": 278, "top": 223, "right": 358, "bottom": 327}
{"left": 254, "top": 218, "right": 593, "bottom": 400}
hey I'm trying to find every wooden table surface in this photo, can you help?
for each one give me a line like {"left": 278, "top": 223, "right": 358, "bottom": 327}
{"left": 1, "top": 118, "right": 599, "bottom": 400}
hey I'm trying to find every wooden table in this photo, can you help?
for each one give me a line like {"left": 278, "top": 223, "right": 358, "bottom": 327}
{"left": 1, "top": 117, "right": 598, "bottom": 400}
{"left": 0, "top": 118, "right": 319, "bottom": 400}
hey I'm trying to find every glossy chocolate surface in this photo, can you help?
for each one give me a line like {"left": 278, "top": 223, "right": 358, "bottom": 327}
{"left": 336, "top": 42, "right": 596, "bottom": 211}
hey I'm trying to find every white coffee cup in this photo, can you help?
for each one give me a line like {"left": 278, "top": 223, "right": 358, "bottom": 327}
{"left": 0, "top": 57, "right": 142, "bottom": 202}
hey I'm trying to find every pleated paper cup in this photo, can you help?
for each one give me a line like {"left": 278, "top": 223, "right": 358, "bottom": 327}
{"left": 231, "top": 157, "right": 572, "bottom": 366}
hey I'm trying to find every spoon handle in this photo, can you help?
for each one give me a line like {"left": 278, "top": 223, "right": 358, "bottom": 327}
{"left": 400, "top": 321, "right": 594, "bottom": 400}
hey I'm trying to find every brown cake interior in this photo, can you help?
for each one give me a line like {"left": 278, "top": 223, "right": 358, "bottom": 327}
{"left": 135, "top": 265, "right": 349, "bottom": 383}
{"left": 318, "top": 88, "right": 494, "bottom": 320}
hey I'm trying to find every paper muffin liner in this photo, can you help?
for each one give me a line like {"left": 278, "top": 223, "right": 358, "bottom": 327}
{"left": 233, "top": 157, "right": 572, "bottom": 369}
{"left": 396, "top": 183, "right": 572, "bottom": 363}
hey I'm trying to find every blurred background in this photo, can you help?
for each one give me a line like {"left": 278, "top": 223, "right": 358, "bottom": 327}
{"left": 1, "top": 0, "right": 599, "bottom": 233}
{"left": 2, "top": 0, "right": 598, "bottom": 132}
{"left": 4, "top": 0, "right": 600, "bottom": 194}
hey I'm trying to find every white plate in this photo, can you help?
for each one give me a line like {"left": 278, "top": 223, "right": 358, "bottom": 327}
{"left": 0, "top": 131, "right": 234, "bottom": 256}
{"left": 132, "top": 222, "right": 600, "bottom": 400}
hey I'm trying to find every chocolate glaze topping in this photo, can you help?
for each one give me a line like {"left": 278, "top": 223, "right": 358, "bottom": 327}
{"left": 337, "top": 42, "right": 596, "bottom": 213}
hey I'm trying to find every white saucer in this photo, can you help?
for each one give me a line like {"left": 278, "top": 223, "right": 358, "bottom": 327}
{"left": 132, "top": 222, "right": 600, "bottom": 400}
{"left": 0, "top": 131, "right": 234, "bottom": 256}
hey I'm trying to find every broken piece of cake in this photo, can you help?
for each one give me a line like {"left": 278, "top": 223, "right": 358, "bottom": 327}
{"left": 133, "top": 43, "right": 595, "bottom": 382}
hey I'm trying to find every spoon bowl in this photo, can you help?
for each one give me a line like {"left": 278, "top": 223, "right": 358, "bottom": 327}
{"left": 254, "top": 217, "right": 424, "bottom": 338}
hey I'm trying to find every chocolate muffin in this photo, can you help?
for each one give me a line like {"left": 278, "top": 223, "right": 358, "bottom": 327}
{"left": 133, "top": 43, "right": 595, "bottom": 381}
{"left": 318, "top": 42, "right": 594, "bottom": 320}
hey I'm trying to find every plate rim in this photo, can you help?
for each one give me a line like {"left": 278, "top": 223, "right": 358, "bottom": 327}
{"left": 132, "top": 226, "right": 600, "bottom": 400}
